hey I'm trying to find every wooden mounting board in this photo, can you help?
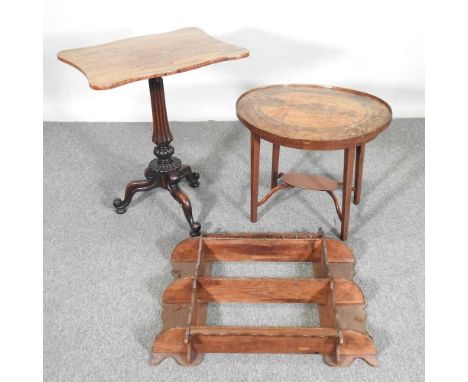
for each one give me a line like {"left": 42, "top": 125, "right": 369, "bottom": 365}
{"left": 151, "top": 232, "right": 377, "bottom": 367}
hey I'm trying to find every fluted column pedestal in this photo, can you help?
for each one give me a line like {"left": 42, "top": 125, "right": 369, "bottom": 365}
{"left": 113, "top": 77, "right": 201, "bottom": 236}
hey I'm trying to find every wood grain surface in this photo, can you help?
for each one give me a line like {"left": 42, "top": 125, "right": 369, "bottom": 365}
{"left": 152, "top": 233, "right": 376, "bottom": 367}
{"left": 282, "top": 173, "right": 339, "bottom": 191}
{"left": 57, "top": 27, "right": 249, "bottom": 90}
{"left": 152, "top": 327, "right": 376, "bottom": 356}
{"left": 171, "top": 235, "right": 354, "bottom": 263}
{"left": 162, "top": 277, "right": 364, "bottom": 304}
{"left": 236, "top": 84, "right": 392, "bottom": 150}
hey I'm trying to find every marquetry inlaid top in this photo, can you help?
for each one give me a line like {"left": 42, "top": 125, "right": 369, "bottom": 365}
{"left": 57, "top": 27, "right": 249, "bottom": 90}
{"left": 236, "top": 84, "right": 392, "bottom": 150}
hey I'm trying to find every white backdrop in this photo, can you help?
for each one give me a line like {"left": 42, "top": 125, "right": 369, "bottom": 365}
{"left": 44, "top": 0, "right": 424, "bottom": 121}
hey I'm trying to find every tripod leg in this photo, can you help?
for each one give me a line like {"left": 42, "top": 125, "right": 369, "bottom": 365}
{"left": 113, "top": 177, "right": 159, "bottom": 214}
{"left": 166, "top": 183, "right": 201, "bottom": 236}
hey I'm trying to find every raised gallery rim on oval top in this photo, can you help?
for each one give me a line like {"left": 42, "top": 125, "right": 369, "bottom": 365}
{"left": 236, "top": 84, "right": 392, "bottom": 150}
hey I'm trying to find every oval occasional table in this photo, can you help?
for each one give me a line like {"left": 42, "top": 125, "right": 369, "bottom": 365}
{"left": 57, "top": 27, "right": 248, "bottom": 236}
{"left": 236, "top": 84, "right": 392, "bottom": 240}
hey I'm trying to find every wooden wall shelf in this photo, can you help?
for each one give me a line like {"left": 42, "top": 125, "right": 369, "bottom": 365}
{"left": 150, "top": 232, "right": 377, "bottom": 367}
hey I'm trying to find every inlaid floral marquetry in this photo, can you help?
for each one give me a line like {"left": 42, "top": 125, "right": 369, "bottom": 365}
{"left": 237, "top": 84, "right": 392, "bottom": 241}
{"left": 236, "top": 84, "right": 392, "bottom": 150}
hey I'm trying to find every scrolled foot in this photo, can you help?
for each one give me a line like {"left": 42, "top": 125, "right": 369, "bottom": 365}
{"left": 190, "top": 222, "right": 202, "bottom": 237}
{"left": 186, "top": 172, "right": 200, "bottom": 188}
{"left": 323, "top": 354, "right": 378, "bottom": 367}
{"left": 113, "top": 177, "right": 159, "bottom": 214}
{"left": 113, "top": 198, "right": 127, "bottom": 214}
{"left": 149, "top": 352, "right": 204, "bottom": 366}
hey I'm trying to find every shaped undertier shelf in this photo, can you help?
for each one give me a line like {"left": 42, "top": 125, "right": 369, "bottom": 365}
{"left": 150, "top": 232, "right": 377, "bottom": 367}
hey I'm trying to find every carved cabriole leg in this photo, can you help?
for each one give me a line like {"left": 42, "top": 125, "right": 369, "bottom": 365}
{"left": 167, "top": 182, "right": 201, "bottom": 237}
{"left": 149, "top": 77, "right": 200, "bottom": 235}
{"left": 353, "top": 144, "right": 365, "bottom": 205}
{"left": 185, "top": 171, "right": 200, "bottom": 188}
{"left": 341, "top": 148, "right": 355, "bottom": 241}
{"left": 113, "top": 176, "right": 159, "bottom": 214}
{"left": 113, "top": 77, "right": 201, "bottom": 236}
{"left": 251, "top": 133, "right": 260, "bottom": 222}
{"left": 271, "top": 143, "right": 280, "bottom": 188}
{"left": 174, "top": 164, "right": 200, "bottom": 188}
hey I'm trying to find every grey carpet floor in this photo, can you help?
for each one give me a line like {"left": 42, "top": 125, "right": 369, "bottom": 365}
{"left": 44, "top": 119, "right": 424, "bottom": 382}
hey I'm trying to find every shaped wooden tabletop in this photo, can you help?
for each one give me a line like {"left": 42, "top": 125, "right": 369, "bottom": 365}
{"left": 57, "top": 27, "right": 249, "bottom": 90}
{"left": 236, "top": 84, "right": 392, "bottom": 150}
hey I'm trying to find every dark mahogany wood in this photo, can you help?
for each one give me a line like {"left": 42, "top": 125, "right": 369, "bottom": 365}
{"left": 58, "top": 28, "right": 249, "bottom": 236}
{"left": 341, "top": 148, "right": 355, "bottom": 241}
{"left": 113, "top": 77, "right": 201, "bottom": 236}
{"left": 354, "top": 144, "right": 365, "bottom": 205}
{"left": 150, "top": 76, "right": 172, "bottom": 145}
{"left": 250, "top": 133, "right": 260, "bottom": 222}
{"left": 271, "top": 143, "right": 280, "bottom": 188}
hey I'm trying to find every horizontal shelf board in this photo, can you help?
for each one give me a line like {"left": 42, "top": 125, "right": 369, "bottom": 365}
{"left": 282, "top": 173, "right": 339, "bottom": 191}
{"left": 162, "top": 277, "right": 364, "bottom": 304}
{"left": 153, "top": 327, "right": 376, "bottom": 355}
{"left": 172, "top": 236, "right": 354, "bottom": 263}
{"left": 190, "top": 326, "right": 337, "bottom": 337}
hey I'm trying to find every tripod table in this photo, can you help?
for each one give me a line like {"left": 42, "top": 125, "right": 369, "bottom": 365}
{"left": 58, "top": 27, "right": 249, "bottom": 236}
